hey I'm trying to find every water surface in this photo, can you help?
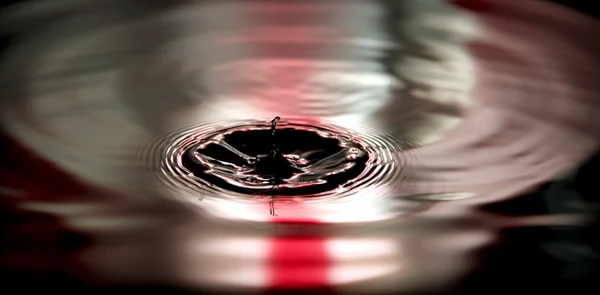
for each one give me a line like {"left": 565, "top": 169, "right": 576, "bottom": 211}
{"left": 1, "top": 0, "right": 600, "bottom": 294}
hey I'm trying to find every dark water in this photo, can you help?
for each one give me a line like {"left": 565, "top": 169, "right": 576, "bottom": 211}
{"left": 1, "top": 0, "right": 600, "bottom": 294}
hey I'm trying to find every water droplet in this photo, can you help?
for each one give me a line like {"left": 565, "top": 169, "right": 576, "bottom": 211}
{"left": 146, "top": 118, "right": 411, "bottom": 218}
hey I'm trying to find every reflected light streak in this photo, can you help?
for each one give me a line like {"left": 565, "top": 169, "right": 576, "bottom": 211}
{"left": 327, "top": 238, "right": 399, "bottom": 261}
{"left": 176, "top": 230, "right": 405, "bottom": 291}
{"left": 189, "top": 237, "right": 269, "bottom": 261}
{"left": 329, "top": 263, "right": 401, "bottom": 286}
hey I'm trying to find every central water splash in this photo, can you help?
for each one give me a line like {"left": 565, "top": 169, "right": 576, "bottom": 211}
{"left": 146, "top": 117, "right": 417, "bottom": 222}
{"left": 253, "top": 116, "right": 300, "bottom": 184}
{"left": 182, "top": 117, "right": 370, "bottom": 196}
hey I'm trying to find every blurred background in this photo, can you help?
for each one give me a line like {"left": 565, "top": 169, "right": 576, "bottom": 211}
{"left": 1, "top": 1, "right": 599, "bottom": 294}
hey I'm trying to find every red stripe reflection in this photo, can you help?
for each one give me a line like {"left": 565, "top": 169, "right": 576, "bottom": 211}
{"left": 251, "top": 2, "right": 335, "bottom": 293}
{"left": 268, "top": 236, "right": 334, "bottom": 294}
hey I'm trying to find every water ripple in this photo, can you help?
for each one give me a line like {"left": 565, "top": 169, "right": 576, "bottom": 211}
{"left": 143, "top": 117, "right": 425, "bottom": 223}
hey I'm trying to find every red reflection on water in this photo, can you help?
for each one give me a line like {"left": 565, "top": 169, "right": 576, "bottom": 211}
{"left": 0, "top": 133, "right": 89, "bottom": 203}
{"left": 255, "top": 3, "right": 334, "bottom": 290}
{"left": 0, "top": 133, "right": 90, "bottom": 277}
{"left": 238, "top": 1, "right": 330, "bottom": 116}
{"left": 268, "top": 236, "right": 332, "bottom": 292}
{"left": 266, "top": 202, "right": 332, "bottom": 291}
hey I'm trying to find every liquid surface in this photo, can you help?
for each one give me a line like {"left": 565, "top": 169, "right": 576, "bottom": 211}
{"left": 1, "top": 0, "right": 600, "bottom": 294}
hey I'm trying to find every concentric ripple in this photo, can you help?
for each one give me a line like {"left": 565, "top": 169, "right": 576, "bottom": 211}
{"left": 143, "top": 117, "right": 422, "bottom": 222}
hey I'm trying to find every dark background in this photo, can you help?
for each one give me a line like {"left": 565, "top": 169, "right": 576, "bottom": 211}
{"left": 0, "top": 0, "right": 599, "bottom": 294}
